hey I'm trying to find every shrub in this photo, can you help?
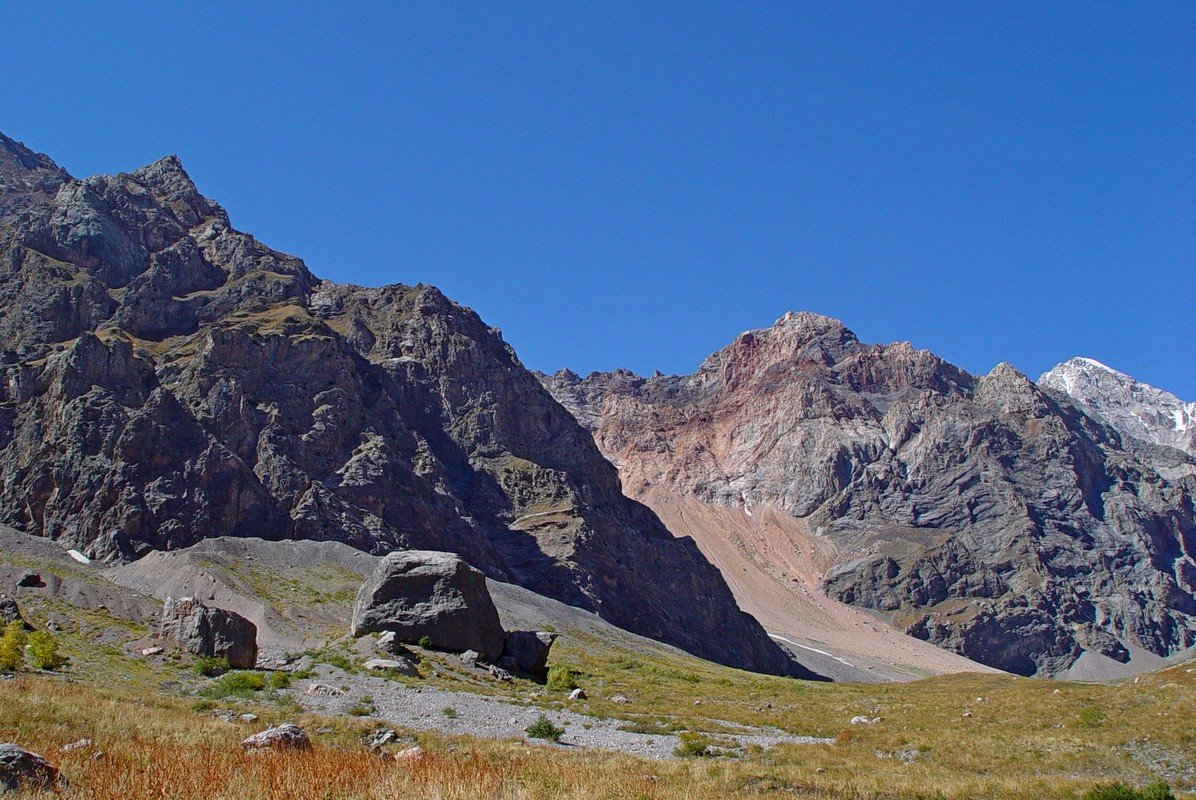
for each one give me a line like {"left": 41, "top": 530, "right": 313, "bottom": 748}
{"left": 417, "top": 635, "right": 434, "bottom": 649}
{"left": 194, "top": 656, "right": 230, "bottom": 677}
{"left": 1082, "top": 782, "right": 1175, "bottom": 800}
{"left": 269, "top": 671, "right": 292, "bottom": 690}
{"left": 28, "top": 630, "right": 68, "bottom": 671}
{"left": 0, "top": 621, "right": 26, "bottom": 671}
{"left": 546, "top": 664, "right": 577, "bottom": 692}
{"left": 525, "top": 715, "right": 565, "bottom": 742}
{"left": 674, "top": 731, "right": 713, "bottom": 758}
{"left": 441, "top": 706, "right": 458, "bottom": 719}
{"left": 200, "top": 670, "right": 268, "bottom": 699}
{"left": 1077, "top": 706, "right": 1106, "bottom": 727}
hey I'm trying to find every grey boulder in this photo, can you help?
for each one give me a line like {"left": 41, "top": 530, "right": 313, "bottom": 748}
{"left": 501, "top": 631, "right": 557, "bottom": 673}
{"left": 0, "top": 744, "right": 62, "bottom": 792}
{"left": 0, "top": 599, "right": 21, "bottom": 627}
{"left": 241, "top": 724, "right": 311, "bottom": 751}
{"left": 363, "top": 658, "right": 419, "bottom": 676}
{"left": 351, "top": 551, "right": 505, "bottom": 662}
{"left": 160, "top": 596, "right": 258, "bottom": 669}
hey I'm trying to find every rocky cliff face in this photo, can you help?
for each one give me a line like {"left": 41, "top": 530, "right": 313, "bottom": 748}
{"left": 1040, "top": 357, "right": 1196, "bottom": 460}
{"left": 0, "top": 132, "right": 797, "bottom": 676}
{"left": 541, "top": 312, "right": 1196, "bottom": 676}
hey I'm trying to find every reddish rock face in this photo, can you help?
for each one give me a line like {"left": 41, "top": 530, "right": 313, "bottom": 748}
{"left": 541, "top": 312, "right": 1196, "bottom": 677}
{"left": 0, "top": 132, "right": 796, "bottom": 677}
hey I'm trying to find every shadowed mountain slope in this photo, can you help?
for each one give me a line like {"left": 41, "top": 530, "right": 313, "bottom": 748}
{"left": 0, "top": 132, "right": 801, "bottom": 677}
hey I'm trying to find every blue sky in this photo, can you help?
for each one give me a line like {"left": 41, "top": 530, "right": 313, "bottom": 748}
{"left": 3, "top": 4, "right": 1193, "bottom": 397}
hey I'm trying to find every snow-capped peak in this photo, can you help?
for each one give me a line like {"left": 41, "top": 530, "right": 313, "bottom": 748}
{"left": 1039, "top": 358, "right": 1195, "bottom": 456}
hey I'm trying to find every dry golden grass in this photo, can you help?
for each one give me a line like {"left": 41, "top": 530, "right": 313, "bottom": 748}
{"left": 2, "top": 660, "right": 1194, "bottom": 800}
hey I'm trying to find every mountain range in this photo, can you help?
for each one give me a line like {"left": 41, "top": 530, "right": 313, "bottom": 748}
{"left": 2, "top": 131, "right": 1193, "bottom": 680}
{"left": 540, "top": 312, "right": 1196, "bottom": 677}
{"left": 0, "top": 131, "right": 797, "bottom": 677}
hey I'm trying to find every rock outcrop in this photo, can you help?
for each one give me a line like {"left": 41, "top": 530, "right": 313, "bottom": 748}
{"left": 0, "top": 744, "right": 62, "bottom": 792}
{"left": 0, "top": 132, "right": 794, "bottom": 676}
{"left": 160, "top": 596, "right": 258, "bottom": 668}
{"left": 541, "top": 312, "right": 1196, "bottom": 676}
{"left": 352, "top": 550, "right": 506, "bottom": 661}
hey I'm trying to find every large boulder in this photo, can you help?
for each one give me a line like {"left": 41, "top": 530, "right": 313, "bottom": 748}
{"left": 0, "top": 744, "right": 62, "bottom": 792}
{"left": 160, "top": 597, "right": 257, "bottom": 669}
{"left": 351, "top": 551, "right": 505, "bottom": 662}
{"left": 501, "top": 631, "right": 557, "bottom": 673}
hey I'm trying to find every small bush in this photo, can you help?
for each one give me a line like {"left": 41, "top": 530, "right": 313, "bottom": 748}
{"left": 525, "top": 715, "right": 565, "bottom": 742}
{"left": 417, "top": 636, "right": 434, "bottom": 649}
{"left": 1082, "top": 782, "right": 1175, "bottom": 800}
{"left": 675, "top": 731, "right": 713, "bottom": 758}
{"left": 441, "top": 706, "right": 458, "bottom": 719}
{"left": 28, "top": 630, "right": 68, "bottom": 671}
{"left": 1077, "top": 706, "right": 1106, "bottom": 727}
{"left": 546, "top": 664, "right": 577, "bottom": 692}
{"left": 194, "top": 656, "right": 230, "bottom": 677}
{"left": 347, "top": 705, "right": 373, "bottom": 717}
{"left": 0, "top": 621, "right": 27, "bottom": 671}
{"left": 200, "top": 670, "right": 268, "bottom": 699}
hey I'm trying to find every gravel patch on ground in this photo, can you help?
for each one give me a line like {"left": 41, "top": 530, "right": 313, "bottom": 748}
{"left": 288, "top": 665, "right": 833, "bottom": 760}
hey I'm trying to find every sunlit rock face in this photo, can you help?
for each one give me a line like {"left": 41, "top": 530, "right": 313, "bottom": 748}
{"left": 542, "top": 313, "right": 1196, "bottom": 676}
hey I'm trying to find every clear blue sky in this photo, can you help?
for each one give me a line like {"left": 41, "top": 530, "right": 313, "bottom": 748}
{"left": 3, "top": 4, "right": 1193, "bottom": 397}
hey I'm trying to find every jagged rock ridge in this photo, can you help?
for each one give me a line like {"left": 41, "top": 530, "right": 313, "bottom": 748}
{"left": 541, "top": 311, "right": 1196, "bottom": 676}
{"left": 0, "top": 132, "right": 798, "bottom": 677}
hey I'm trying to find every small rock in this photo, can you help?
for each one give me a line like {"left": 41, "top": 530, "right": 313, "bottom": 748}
{"left": 239, "top": 714, "right": 259, "bottom": 723}
{"left": 241, "top": 724, "right": 311, "bottom": 752}
{"left": 962, "top": 710, "right": 972, "bottom": 718}
{"left": 59, "top": 739, "right": 92, "bottom": 753}
{"left": 850, "top": 716, "right": 877, "bottom": 725}
{"left": 568, "top": 688, "right": 587, "bottom": 701}
{"left": 488, "top": 664, "right": 513, "bottom": 682}
{"left": 460, "top": 650, "right": 480, "bottom": 668}
{"left": 0, "top": 743, "right": 63, "bottom": 792}
{"left": 44, "top": 620, "right": 60, "bottom": 632}
{"left": 363, "top": 658, "right": 419, "bottom": 676}
{"left": 363, "top": 729, "right": 399, "bottom": 751}
{"left": 0, "top": 599, "right": 23, "bottom": 627}
{"left": 610, "top": 694, "right": 630, "bottom": 704}
{"left": 141, "top": 646, "right": 164, "bottom": 657}
{"left": 394, "top": 746, "right": 424, "bottom": 762}
{"left": 306, "top": 683, "right": 346, "bottom": 697}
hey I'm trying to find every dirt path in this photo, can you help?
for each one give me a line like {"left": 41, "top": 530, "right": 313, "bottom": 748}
{"left": 289, "top": 665, "right": 834, "bottom": 759}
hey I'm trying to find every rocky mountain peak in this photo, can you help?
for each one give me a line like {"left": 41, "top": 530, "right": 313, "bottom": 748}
{"left": 1040, "top": 356, "right": 1196, "bottom": 456}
